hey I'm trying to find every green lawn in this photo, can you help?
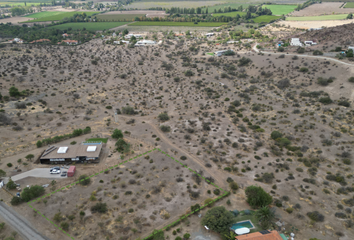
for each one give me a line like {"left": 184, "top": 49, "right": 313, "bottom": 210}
{"left": 286, "top": 14, "right": 347, "bottom": 21}
{"left": 213, "top": 11, "right": 247, "bottom": 17}
{"left": 96, "top": 14, "right": 145, "bottom": 21}
{"left": 23, "top": 11, "right": 99, "bottom": 22}
{"left": 84, "top": 138, "right": 108, "bottom": 143}
{"left": 25, "top": 11, "right": 63, "bottom": 19}
{"left": 130, "top": 21, "right": 226, "bottom": 27}
{"left": 48, "top": 22, "right": 130, "bottom": 31}
{"left": 344, "top": 2, "right": 354, "bottom": 8}
{"left": 262, "top": 4, "right": 297, "bottom": 15}
{"left": 253, "top": 15, "right": 281, "bottom": 23}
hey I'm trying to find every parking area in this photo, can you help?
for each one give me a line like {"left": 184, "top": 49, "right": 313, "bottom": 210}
{"left": 10, "top": 168, "right": 68, "bottom": 182}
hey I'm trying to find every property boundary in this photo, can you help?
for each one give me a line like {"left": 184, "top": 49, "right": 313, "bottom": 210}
{"left": 27, "top": 148, "right": 229, "bottom": 240}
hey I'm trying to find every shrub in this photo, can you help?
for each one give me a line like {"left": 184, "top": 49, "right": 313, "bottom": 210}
{"left": 11, "top": 196, "right": 23, "bottom": 205}
{"left": 286, "top": 207, "right": 294, "bottom": 214}
{"left": 122, "top": 106, "right": 136, "bottom": 115}
{"left": 229, "top": 182, "right": 239, "bottom": 191}
{"left": 112, "top": 129, "right": 123, "bottom": 139}
{"left": 183, "top": 233, "right": 191, "bottom": 239}
{"left": 213, "top": 189, "right": 220, "bottom": 195}
{"left": 245, "top": 185, "right": 272, "bottom": 208}
{"left": 158, "top": 113, "right": 170, "bottom": 122}
{"left": 60, "top": 222, "right": 69, "bottom": 231}
{"left": 317, "top": 77, "right": 334, "bottom": 86}
{"left": 335, "top": 212, "right": 347, "bottom": 219}
{"left": 271, "top": 131, "right": 282, "bottom": 140}
{"left": 297, "top": 48, "right": 305, "bottom": 53}
{"left": 91, "top": 202, "right": 108, "bottom": 213}
{"left": 79, "top": 175, "right": 91, "bottom": 186}
{"left": 313, "top": 50, "right": 323, "bottom": 55}
{"left": 160, "top": 125, "right": 171, "bottom": 132}
{"left": 348, "top": 77, "right": 354, "bottom": 83}
{"left": 319, "top": 97, "right": 333, "bottom": 105}
{"left": 307, "top": 211, "right": 324, "bottom": 222}
{"left": 7, "top": 163, "right": 12, "bottom": 167}
{"left": 338, "top": 100, "right": 350, "bottom": 107}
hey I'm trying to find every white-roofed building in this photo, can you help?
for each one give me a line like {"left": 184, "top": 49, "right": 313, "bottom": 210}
{"left": 135, "top": 40, "right": 157, "bottom": 46}
{"left": 290, "top": 38, "right": 302, "bottom": 46}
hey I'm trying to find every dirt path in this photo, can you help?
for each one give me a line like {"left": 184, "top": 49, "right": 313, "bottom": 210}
{"left": 0, "top": 202, "right": 50, "bottom": 240}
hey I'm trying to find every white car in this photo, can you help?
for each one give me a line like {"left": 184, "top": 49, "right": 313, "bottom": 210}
{"left": 50, "top": 169, "right": 61, "bottom": 174}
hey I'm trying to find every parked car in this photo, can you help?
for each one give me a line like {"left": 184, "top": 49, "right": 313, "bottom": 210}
{"left": 50, "top": 169, "right": 61, "bottom": 174}
{"left": 61, "top": 172, "right": 67, "bottom": 177}
{"left": 50, "top": 167, "right": 60, "bottom": 173}
{"left": 16, "top": 192, "right": 20, "bottom": 197}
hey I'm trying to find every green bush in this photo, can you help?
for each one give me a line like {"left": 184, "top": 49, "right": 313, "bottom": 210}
{"left": 348, "top": 77, "right": 354, "bottom": 83}
{"left": 158, "top": 112, "right": 170, "bottom": 122}
{"left": 112, "top": 129, "right": 123, "bottom": 139}
{"left": 307, "top": 211, "right": 324, "bottom": 222}
{"left": 21, "top": 185, "right": 45, "bottom": 202}
{"left": 201, "top": 206, "right": 235, "bottom": 233}
{"left": 91, "top": 202, "right": 108, "bottom": 213}
{"left": 319, "top": 97, "right": 333, "bottom": 105}
{"left": 271, "top": 131, "right": 282, "bottom": 140}
{"left": 245, "top": 185, "right": 272, "bottom": 208}
{"left": 79, "top": 175, "right": 91, "bottom": 186}
{"left": 160, "top": 125, "right": 171, "bottom": 132}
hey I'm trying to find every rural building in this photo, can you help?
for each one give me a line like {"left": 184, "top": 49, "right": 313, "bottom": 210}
{"left": 125, "top": 34, "right": 142, "bottom": 39}
{"left": 135, "top": 40, "right": 157, "bottom": 46}
{"left": 227, "top": 41, "right": 239, "bottom": 44}
{"left": 304, "top": 40, "right": 317, "bottom": 45}
{"left": 235, "top": 230, "right": 283, "bottom": 240}
{"left": 61, "top": 40, "right": 78, "bottom": 45}
{"left": 214, "top": 49, "right": 234, "bottom": 57}
{"left": 9, "top": 38, "right": 23, "bottom": 43}
{"left": 62, "top": 33, "right": 69, "bottom": 38}
{"left": 290, "top": 38, "right": 302, "bottom": 47}
{"left": 206, "top": 33, "right": 215, "bottom": 37}
{"left": 39, "top": 143, "right": 103, "bottom": 164}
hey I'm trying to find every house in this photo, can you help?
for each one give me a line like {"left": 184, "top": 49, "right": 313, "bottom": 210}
{"left": 227, "top": 41, "right": 239, "bottom": 44}
{"left": 29, "top": 39, "right": 50, "bottom": 44}
{"left": 135, "top": 40, "right": 156, "bottom": 46}
{"left": 290, "top": 38, "right": 302, "bottom": 47}
{"left": 214, "top": 49, "right": 234, "bottom": 57}
{"left": 9, "top": 38, "right": 23, "bottom": 43}
{"left": 39, "top": 143, "right": 103, "bottom": 164}
{"left": 206, "top": 33, "right": 215, "bottom": 37}
{"left": 62, "top": 33, "right": 69, "bottom": 38}
{"left": 125, "top": 34, "right": 142, "bottom": 39}
{"left": 113, "top": 40, "right": 129, "bottom": 44}
{"left": 235, "top": 230, "right": 283, "bottom": 240}
{"left": 59, "top": 40, "right": 78, "bottom": 45}
{"left": 304, "top": 40, "right": 317, "bottom": 46}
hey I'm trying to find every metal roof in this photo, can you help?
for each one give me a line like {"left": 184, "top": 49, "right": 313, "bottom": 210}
{"left": 41, "top": 144, "right": 102, "bottom": 159}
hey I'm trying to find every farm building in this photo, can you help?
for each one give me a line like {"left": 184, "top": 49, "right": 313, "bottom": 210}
{"left": 9, "top": 38, "right": 23, "bottom": 43}
{"left": 214, "top": 49, "right": 234, "bottom": 57}
{"left": 304, "top": 40, "right": 317, "bottom": 46}
{"left": 125, "top": 34, "right": 142, "bottom": 39}
{"left": 290, "top": 38, "right": 302, "bottom": 47}
{"left": 135, "top": 40, "right": 157, "bottom": 46}
{"left": 206, "top": 33, "right": 215, "bottom": 37}
{"left": 39, "top": 143, "right": 103, "bottom": 164}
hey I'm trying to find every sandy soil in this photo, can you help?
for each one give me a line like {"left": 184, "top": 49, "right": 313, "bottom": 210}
{"left": 290, "top": 2, "right": 353, "bottom": 17}
{"left": 279, "top": 19, "right": 354, "bottom": 29}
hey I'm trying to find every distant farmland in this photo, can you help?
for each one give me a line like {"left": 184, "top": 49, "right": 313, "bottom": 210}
{"left": 212, "top": 11, "right": 247, "bottom": 17}
{"left": 253, "top": 15, "right": 281, "bottom": 23}
{"left": 286, "top": 14, "right": 347, "bottom": 21}
{"left": 0, "top": 2, "right": 42, "bottom": 6}
{"left": 48, "top": 22, "right": 130, "bottom": 31}
{"left": 344, "top": 2, "right": 354, "bottom": 8}
{"left": 130, "top": 21, "right": 226, "bottom": 27}
{"left": 96, "top": 14, "right": 145, "bottom": 21}
{"left": 202, "top": 3, "right": 250, "bottom": 12}
{"left": 24, "top": 11, "right": 99, "bottom": 22}
{"left": 262, "top": 4, "right": 297, "bottom": 15}
{"left": 25, "top": 11, "right": 63, "bottom": 19}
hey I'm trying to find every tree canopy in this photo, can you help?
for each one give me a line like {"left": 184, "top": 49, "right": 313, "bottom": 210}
{"left": 201, "top": 206, "right": 235, "bottom": 233}
{"left": 245, "top": 185, "right": 272, "bottom": 208}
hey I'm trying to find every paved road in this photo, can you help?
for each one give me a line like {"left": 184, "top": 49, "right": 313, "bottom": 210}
{"left": 11, "top": 168, "right": 67, "bottom": 182}
{"left": 0, "top": 202, "right": 50, "bottom": 240}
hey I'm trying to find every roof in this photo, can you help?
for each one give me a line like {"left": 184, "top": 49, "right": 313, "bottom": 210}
{"left": 40, "top": 144, "right": 102, "bottom": 159}
{"left": 235, "top": 230, "right": 283, "bottom": 240}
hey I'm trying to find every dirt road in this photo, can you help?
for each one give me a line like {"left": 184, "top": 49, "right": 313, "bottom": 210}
{"left": 0, "top": 202, "right": 49, "bottom": 240}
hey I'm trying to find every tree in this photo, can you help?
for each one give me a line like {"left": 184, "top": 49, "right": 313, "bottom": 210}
{"left": 201, "top": 206, "right": 235, "bottom": 233}
{"left": 10, "top": 196, "right": 23, "bottom": 206}
{"left": 271, "top": 131, "right": 282, "bottom": 140}
{"left": 112, "top": 129, "right": 123, "bottom": 139}
{"left": 9, "top": 86, "right": 20, "bottom": 97}
{"left": 25, "top": 154, "right": 34, "bottom": 161}
{"left": 79, "top": 175, "right": 91, "bottom": 186}
{"left": 36, "top": 140, "right": 42, "bottom": 148}
{"left": 255, "top": 206, "right": 275, "bottom": 228}
{"left": 191, "top": 203, "right": 200, "bottom": 213}
{"left": 116, "top": 138, "right": 128, "bottom": 152}
{"left": 21, "top": 185, "right": 45, "bottom": 202}
{"left": 229, "top": 182, "right": 239, "bottom": 191}
{"left": 245, "top": 185, "right": 272, "bottom": 208}
{"left": 123, "top": 29, "right": 129, "bottom": 35}
{"left": 6, "top": 178, "right": 16, "bottom": 190}
{"left": 160, "top": 125, "right": 171, "bottom": 132}
{"left": 183, "top": 233, "right": 190, "bottom": 239}
{"left": 0, "top": 169, "right": 5, "bottom": 177}
{"left": 347, "top": 13, "right": 353, "bottom": 19}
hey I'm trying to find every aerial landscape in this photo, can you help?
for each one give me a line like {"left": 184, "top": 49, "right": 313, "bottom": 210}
{"left": 0, "top": 0, "right": 354, "bottom": 240}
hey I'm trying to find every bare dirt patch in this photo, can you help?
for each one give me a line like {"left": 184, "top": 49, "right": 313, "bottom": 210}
{"left": 290, "top": 2, "right": 353, "bottom": 17}
{"left": 278, "top": 19, "right": 354, "bottom": 29}
{"left": 0, "top": 17, "right": 32, "bottom": 25}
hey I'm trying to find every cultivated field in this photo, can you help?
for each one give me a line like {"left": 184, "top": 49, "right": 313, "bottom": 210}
{"left": 48, "top": 22, "right": 130, "bottom": 31}
{"left": 24, "top": 11, "right": 63, "bottom": 19}
{"left": 286, "top": 14, "right": 347, "bottom": 21}
{"left": 96, "top": 14, "right": 145, "bottom": 21}
{"left": 130, "top": 21, "right": 227, "bottom": 27}
{"left": 23, "top": 11, "right": 99, "bottom": 22}
{"left": 100, "top": 10, "right": 168, "bottom": 18}
{"left": 212, "top": 11, "right": 248, "bottom": 17}
{"left": 253, "top": 15, "right": 281, "bottom": 23}
{"left": 202, "top": 3, "right": 250, "bottom": 12}
{"left": 262, "top": 4, "right": 297, "bottom": 15}
{"left": 290, "top": 2, "right": 354, "bottom": 17}
{"left": 0, "top": 2, "right": 42, "bottom": 6}
{"left": 279, "top": 19, "right": 354, "bottom": 29}
{"left": 344, "top": 2, "right": 354, "bottom": 8}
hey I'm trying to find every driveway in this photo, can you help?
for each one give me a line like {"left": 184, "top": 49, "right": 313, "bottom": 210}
{"left": 10, "top": 168, "right": 67, "bottom": 182}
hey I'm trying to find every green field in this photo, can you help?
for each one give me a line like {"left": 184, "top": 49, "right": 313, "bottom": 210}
{"left": 48, "top": 22, "right": 130, "bottom": 31}
{"left": 130, "top": 21, "right": 227, "bottom": 27}
{"left": 96, "top": 14, "right": 145, "bottom": 21}
{"left": 286, "top": 14, "right": 347, "bottom": 21}
{"left": 202, "top": 3, "right": 250, "bottom": 12}
{"left": 262, "top": 4, "right": 297, "bottom": 15}
{"left": 25, "top": 11, "right": 63, "bottom": 18}
{"left": 24, "top": 11, "right": 99, "bottom": 22}
{"left": 344, "top": 2, "right": 354, "bottom": 8}
{"left": 0, "top": 2, "right": 42, "bottom": 6}
{"left": 84, "top": 138, "right": 108, "bottom": 143}
{"left": 213, "top": 11, "right": 247, "bottom": 17}
{"left": 253, "top": 15, "right": 281, "bottom": 23}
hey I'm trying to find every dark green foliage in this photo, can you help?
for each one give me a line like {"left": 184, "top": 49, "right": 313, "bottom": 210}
{"left": 271, "top": 131, "right": 282, "bottom": 140}
{"left": 238, "top": 57, "right": 252, "bottom": 66}
{"left": 313, "top": 50, "right": 323, "bottom": 55}
{"left": 307, "top": 211, "right": 324, "bottom": 222}
{"left": 191, "top": 204, "right": 201, "bottom": 213}
{"left": 122, "top": 106, "right": 136, "bottom": 115}
{"left": 338, "top": 100, "right": 350, "bottom": 107}
{"left": 6, "top": 178, "right": 16, "bottom": 190}
{"left": 11, "top": 196, "right": 23, "bottom": 206}
{"left": 36, "top": 127, "right": 90, "bottom": 147}
{"left": 112, "top": 129, "right": 123, "bottom": 139}
{"left": 160, "top": 125, "right": 171, "bottom": 132}
{"left": 0, "top": 169, "right": 5, "bottom": 177}
{"left": 36, "top": 140, "right": 42, "bottom": 148}
{"left": 158, "top": 113, "right": 170, "bottom": 122}
{"left": 201, "top": 206, "right": 235, "bottom": 233}
{"left": 60, "top": 222, "right": 69, "bottom": 231}
{"left": 297, "top": 47, "right": 305, "bottom": 53}
{"left": 349, "top": 77, "right": 354, "bottom": 83}
{"left": 9, "top": 86, "right": 20, "bottom": 97}
{"left": 184, "top": 70, "right": 194, "bottom": 76}
{"left": 21, "top": 185, "right": 45, "bottom": 202}
{"left": 116, "top": 138, "right": 129, "bottom": 152}
{"left": 79, "top": 175, "right": 91, "bottom": 186}
{"left": 319, "top": 97, "right": 333, "bottom": 105}
{"left": 91, "top": 202, "right": 108, "bottom": 213}
{"left": 245, "top": 185, "right": 272, "bottom": 208}
{"left": 317, "top": 77, "right": 334, "bottom": 86}
{"left": 255, "top": 206, "right": 275, "bottom": 229}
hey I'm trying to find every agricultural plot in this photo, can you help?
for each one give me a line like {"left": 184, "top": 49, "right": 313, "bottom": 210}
{"left": 23, "top": 11, "right": 99, "bottom": 22}
{"left": 290, "top": 3, "right": 353, "bottom": 17}
{"left": 130, "top": 21, "right": 226, "bottom": 27}
{"left": 262, "top": 4, "right": 297, "bottom": 15}
{"left": 48, "top": 22, "right": 130, "bottom": 31}
{"left": 344, "top": 2, "right": 354, "bottom": 8}
{"left": 253, "top": 15, "right": 281, "bottom": 23}
{"left": 25, "top": 11, "right": 63, "bottom": 19}
{"left": 286, "top": 14, "right": 347, "bottom": 21}
{"left": 29, "top": 149, "right": 228, "bottom": 240}
{"left": 202, "top": 2, "right": 250, "bottom": 12}
{"left": 0, "top": 2, "right": 42, "bottom": 6}
{"left": 96, "top": 14, "right": 145, "bottom": 21}
{"left": 212, "top": 11, "right": 247, "bottom": 17}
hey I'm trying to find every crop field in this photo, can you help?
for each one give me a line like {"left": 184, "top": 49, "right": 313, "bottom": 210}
{"left": 48, "top": 22, "right": 130, "bottom": 31}
{"left": 262, "top": 4, "right": 297, "bottom": 15}
{"left": 130, "top": 21, "right": 227, "bottom": 27}
{"left": 286, "top": 14, "right": 347, "bottom": 21}
{"left": 253, "top": 15, "right": 281, "bottom": 23}
{"left": 23, "top": 11, "right": 99, "bottom": 22}
{"left": 96, "top": 14, "right": 145, "bottom": 21}
{"left": 344, "top": 2, "right": 354, "bottom": 8}
{"left": 0, "top": 2, "right": 42, "bottom": 6}
{"left": 25, "top": 11, "right": 63, "bottom": 19}
{"left": 212, "top": 11, "right": 247, "bottom": 17}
